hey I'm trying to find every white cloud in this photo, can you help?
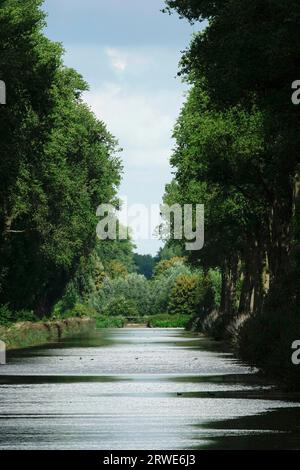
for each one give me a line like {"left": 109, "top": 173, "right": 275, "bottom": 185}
{"left": 83, "top": 83, "right": 183, "bottom": 169}
{"left": 105, "top": 47, "right": 155, "bottom": 74}
{"left": 78, "top": 45, "right": 188, "bottom": 254}
{"left": 105, "top": 47, "right": 128, "bottom": 72}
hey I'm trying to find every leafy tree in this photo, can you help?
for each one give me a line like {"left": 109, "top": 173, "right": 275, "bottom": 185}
{"left": 0, "top": 0, "right": 121, "bottom": 317}
{"left": 163, "top": 82, "right": 269, "bottom": 317}
{"left": 102, "top": 297, "right": 138, "bottom": 318}
{"left": 162, "top": 0, "right": 300, "bottom": 383}
{"left": 165, "top": 0, "right": 300, "bottom": 298}
{"left": 168, "top": 273, "right": 207, "bottom": 316}
{"left": 54, "top": 233, "right": 136, "bottom": 315}
{"left": 96, "top": 234, "right": 136, "bottom": 275}
{"left": 156, "top": 243, "right": 184, "bottom": 262}
{"left": 133, "top": 254, "right": 155, "bottom": 279}
{"left": 91, "top": 273, "right": 152, "bottom": 317}
{"left": 154, "top": 256, "right": 186, "bottom": 277}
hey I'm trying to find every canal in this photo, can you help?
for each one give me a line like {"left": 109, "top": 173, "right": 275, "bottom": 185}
{"left": 0, "top": 328, "right": 300, "bottom": 449}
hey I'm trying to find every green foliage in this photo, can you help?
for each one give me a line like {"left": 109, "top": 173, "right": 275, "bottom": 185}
{"left": 150, "top": 260, "right": 192, "bottom": 314}
{"left": 148, "top": 313, "right": 190, "bottom": 328}
{"left": 0, "top": 0, "right": 122, "bottom": 318}
{"left": 168, "top": 273, "right": 214, "bottom": 316}
{"left": 56, "top": 235, "right": 136, "bottom": 317}
{"left": 154, "top": 257, "right": 186, "bottom": 277}
{"left": 134, "top": 253, "right": 155, "bottom": 279}
{"left": 150, "top": 259, "right": 216, "bottom": 317}
{"left": 156, "top": 244, "right": 183, "bottom": 261}
{"left": 52, "top": 229, "right": 137, "bottom": 321}
{"left": 162, "top": 0, "right": 300, "bottom": 385}
{"left": 0, "top": 305, "right": 14, "bottom": 326}
{"left": 105, "top": 260, "right": 129, "bottom": 280}
{"left": 208, "top": 269, "right": 222, "bottom": 309}
{"left": 96, "top": 236, "right": 136, "bottom": 276}
{"left": 66, "top": 303, "right": 97, "bottom": 319}
{"left": 96, "top": 315, "right": 125, "bottom": 328}
{"left": 168, "top": 274, "right": 200, "bottom": 315}
{"left": 102, "top": 297, "right": 138, "bottom": 317}
{"left": 14, "top": 310, "right": 39, "bottom": 323}
{"left": 88, "top": 255, "right": 218, "bottom": 321}
{"left": 0, "top": 305, "right": 38, "bottom": 326}
{"left": 91, "top": 273, "right": 152, "bottom": 317}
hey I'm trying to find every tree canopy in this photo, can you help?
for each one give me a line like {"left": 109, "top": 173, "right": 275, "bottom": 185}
{"left": 0, "top": 0, "right": 121, "bottom": 316}
{"left": 162, "top": 0, "right": 300, "bottom": 381}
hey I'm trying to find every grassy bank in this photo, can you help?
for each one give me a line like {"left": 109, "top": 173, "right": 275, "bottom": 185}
{"left": 147, "top": 314, "right": 190, "bottom": 328}
{"left": 95, "top": 316, "right": 126, "bottom": 328}
{"left": 95, "top": 314, "right": 191, "bottom": 328}
{"left": 0, "top": 317, "right": 95, "bottom": 351}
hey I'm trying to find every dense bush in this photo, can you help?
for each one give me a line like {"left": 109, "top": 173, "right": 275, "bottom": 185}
{"left": 0, "top": 305, "right": 14, "bottom": 326}
{"left": 96, "top": 315, "right": 125, "bottom": 328}
{"left": 53, "top": 303, "right": 97, "bottom": 319}
{"left": 88, "top": 257, "right": 219, "bottom": 324}
{"left": 102, "top": 297, "right": 138, "bottom": 317}
{"left": 150, "top": 259, "right": 217, "bottom": 318}
{"left": 93, "top": 259, "right": 218, "bottom": 319}
{"left": 154, "top": 257, "right": 186, "bottom": 277}
{"left": 168, "top": 274, "right": 201, "bottom": 316}
{"left": 0, "top": 306, "right": 38, "bottom": 326}
{"left": 150, "top": 261, "right": 192, "bottom": 314}
{"left": 148, "top": 313, "right": 190, "bottom": 328}
{"left": 91, "top": 273, "right": 152, "bottom": 317}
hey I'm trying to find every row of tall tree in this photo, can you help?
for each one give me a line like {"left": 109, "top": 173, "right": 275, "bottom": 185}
{"left": 0, "top": 0, "right": 122, "bottom": 318}
{"left": 163, "top": 1, "right": 300, "bottom": 377}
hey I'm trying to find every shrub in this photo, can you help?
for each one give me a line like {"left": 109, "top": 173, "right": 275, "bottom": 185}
{"left": 106, "top": 260, "right": 128, "bottom": 279}
{"left": 150, "top": 262, "right": 192, "bottom": 314}
{"left": 154, "top": 257, "right": 186, "bottom": 277}
{"left": 148, "top": 313, "right": 190, "bottom": 328}
{"left": 168, "top": 274, "right": 200, "bottom": 315}
{"left": 0, "top": 305, "right": 14, "bottom": 326}
{"left": 96, "top": 315, "right": 125, "bottom": 328}
{"left": 60, "top": 303, "right": 97, "bottom": 319}
{"left": 91, "top": 273, "right": 152, "bottom": 316}
{"left": 15, "top": 310, "right": 39, "bottom": 322}
{"left": 102, "top": 297, "right": 138, "bottom": 317}
{"left": 0, "top": 306, "right": 39, "bottom": 326}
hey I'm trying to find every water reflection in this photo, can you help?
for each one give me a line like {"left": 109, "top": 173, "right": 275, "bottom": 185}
{"left": 0, "top": 328, "right": 299, "bottom": 449}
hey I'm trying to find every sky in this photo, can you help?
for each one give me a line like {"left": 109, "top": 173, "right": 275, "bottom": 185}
{"left": 43, "top": 0, "right": 201, "bottom": 255}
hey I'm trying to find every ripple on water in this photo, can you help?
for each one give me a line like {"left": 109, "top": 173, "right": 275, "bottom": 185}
{"left": 0, "top": 328, "right": 299, "bottom": 450}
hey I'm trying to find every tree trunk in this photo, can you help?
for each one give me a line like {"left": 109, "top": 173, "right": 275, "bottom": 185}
{"left": 221, "top": 256, "right": 239, "bottom": 318}
{"left": 239, "top": 239, "right": 266, "bottom": 315}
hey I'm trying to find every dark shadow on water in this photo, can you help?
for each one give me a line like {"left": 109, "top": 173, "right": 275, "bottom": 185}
{"left": 192, "top": 407, "right": 300, "bottom": 450}
{"left": 6, "top": 331, "right": 116, "bottom": 358}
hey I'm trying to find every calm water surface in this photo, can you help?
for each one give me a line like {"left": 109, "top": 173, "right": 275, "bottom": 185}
{"left": 0, "top": 328, "right": 300, "bottom": 450}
